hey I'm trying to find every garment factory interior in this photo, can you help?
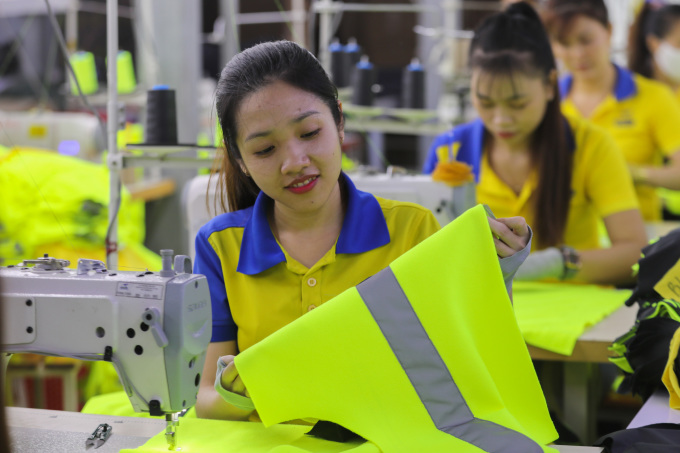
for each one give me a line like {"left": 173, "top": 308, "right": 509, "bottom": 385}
{"left": 2, "top": 0, "right": 680, "bottom": 452}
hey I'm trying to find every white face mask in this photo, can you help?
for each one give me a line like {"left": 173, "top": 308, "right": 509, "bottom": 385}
{"left": 654, "top": 41, "right": 680, "bottom": 83}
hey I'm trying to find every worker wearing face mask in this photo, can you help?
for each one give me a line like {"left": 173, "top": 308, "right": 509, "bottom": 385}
{"left": 628, "top": 0, "right": 680, "bottom": 219}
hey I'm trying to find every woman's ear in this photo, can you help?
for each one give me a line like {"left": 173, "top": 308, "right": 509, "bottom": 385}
{"left": 547, "top": 69, "right": 558, "bottom": 101}
{"left": 238, "top": 160, "right": 249, "bottom": 177}
{"left": 337, "top": 100, "right": 345, "bottom": 141}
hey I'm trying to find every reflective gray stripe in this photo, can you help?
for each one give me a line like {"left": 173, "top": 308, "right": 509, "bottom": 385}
{"left": 357, "top": 268, "right": 542, "bottom": 453}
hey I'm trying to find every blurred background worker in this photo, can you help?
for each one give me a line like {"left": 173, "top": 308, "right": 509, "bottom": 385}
{"left": 543, "top": 0, "right": 680, "bottom": 222}
{"left": 628, "top": 0, "right": 680, "bottom": 220}
{"left": 424, "top": 2, "right": 647, "bottom": 285}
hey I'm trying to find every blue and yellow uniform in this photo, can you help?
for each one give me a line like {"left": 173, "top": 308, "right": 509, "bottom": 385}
{"left": 194, "top": 174, "right": 441, "bottom": 352}
{"left": 423, "top": 115, "right": 639, "bottom": 250}
{"left": 560, "top": 64, "right": 680, "bottom": 221}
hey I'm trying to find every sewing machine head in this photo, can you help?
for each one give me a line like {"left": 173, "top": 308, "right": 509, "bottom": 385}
{"left": 0, "top": 251, "right": 212, "bottom": 420}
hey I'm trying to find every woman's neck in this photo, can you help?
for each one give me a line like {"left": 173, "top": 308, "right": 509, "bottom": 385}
{"left": 572, "top": 62, "right": 616, "bottom": 95}
{"left": 270, "top": 180, "right": 345, "bottom": 268}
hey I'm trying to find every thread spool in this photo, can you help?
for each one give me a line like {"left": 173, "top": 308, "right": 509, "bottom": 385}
{"left": 401, "top": 58, "right": 425, "bottom": 109}
{"left": 145, "top": 85, "right": 178, "bottom": 145}
{"left": 117, "top": 50, "right": 137, "bottom": 94}
{"left": 351, "top": 55, "right": 375, "bottom": 107}
{"left": 343, "top": 38, "right": 361, "bottom": 89}
{"left": 69, "top": 51, "right": 98, "bottom": 95}
{"left": 329, "top": 39, "right": 348, "bottom": 88}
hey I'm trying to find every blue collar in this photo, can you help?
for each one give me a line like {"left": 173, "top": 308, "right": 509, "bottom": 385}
{"left": 558, "top": 64, "right": 637, "bottom": 101}
{"left": 237, "top": 174, "right": 390, "bottom": 275}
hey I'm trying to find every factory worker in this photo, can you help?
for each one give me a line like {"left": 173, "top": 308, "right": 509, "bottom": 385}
{"left": 627, "top": 0, "right": 680, "bottom": 219}
{"left": 423, "top": 2, "right": 647, "bottom": 285}
{"left": 193, "top": 40, "right": 532, "bottom": 421}
{"left": 543, "top": 0, "right": 680, "bottom": 221}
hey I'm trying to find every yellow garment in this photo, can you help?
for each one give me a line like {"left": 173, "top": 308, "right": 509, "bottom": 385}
{"left": 662, "top": 326, "right": 680, "bottom": 409}
{"left": 121, "top": 418, "right": 374, "bottom": 453}
{"left": 235, "top": 205, "right": 558, "bottom": 452}
{"left": 513, "top": 282, "right": 631, "bottom": 356}
{"left": 478, "top": 114, "right": 639, "bottom": 250}
{"left": 562, "top": 74, "right": 680, "bottom": 221}
{"left": 201, "top": 189, "right": 440, "bottom": 352}
{"left": 0, "top": 146, "right": 159, "bottom": 271}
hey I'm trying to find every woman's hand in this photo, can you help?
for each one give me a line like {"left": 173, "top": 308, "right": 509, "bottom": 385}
{"left": 218, "top": 355, "right": 249, "bottom": 397}
{"left": 488, "top": 216, "right": 530, "bottom": 258}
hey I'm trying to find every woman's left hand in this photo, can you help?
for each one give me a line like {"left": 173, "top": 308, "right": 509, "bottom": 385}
{"left": 488, "top": 216, "right": 530, "bottom": 258}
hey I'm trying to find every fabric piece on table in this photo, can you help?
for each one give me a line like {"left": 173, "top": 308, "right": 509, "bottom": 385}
{"left": 120, "top": 418, "right": 373, "bottom": 453}
{"left": 513, "top": 281, "right": 630, "bottom": 356}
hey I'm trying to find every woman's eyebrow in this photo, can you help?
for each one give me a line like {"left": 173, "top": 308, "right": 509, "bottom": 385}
{"left": 244, "top": 110, "right": 321, "bottom": 143}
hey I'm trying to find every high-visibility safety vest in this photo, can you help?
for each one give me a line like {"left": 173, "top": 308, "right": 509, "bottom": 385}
{"left": 235, "top": 204, "right": 558, "bottom": 453}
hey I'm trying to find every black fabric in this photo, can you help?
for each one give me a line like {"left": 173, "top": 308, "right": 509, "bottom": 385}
{"left": 306, "top": 420, "right": 364, "bottom": 443}
{"left": 594, "top": 423, "right": 680, "bottom": 453}
{"left": 626, "top": 228, "right": 680, "bottom": 306}
{"left": 617, "top": 317, "right": 680, "bottom": 398}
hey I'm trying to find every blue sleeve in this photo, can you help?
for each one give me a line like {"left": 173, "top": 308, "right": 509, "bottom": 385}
{"left": 193, "top": 227, "right": 237, "bottom": 343}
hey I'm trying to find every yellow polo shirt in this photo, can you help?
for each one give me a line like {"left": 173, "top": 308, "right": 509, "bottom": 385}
{"left": 425, "top": 115, "right": 638, "bottom": 250}
{"left": 479, "top": 115, "right": 638, "bottom": 250}
{"left": 560, "top": 65, "right": 680, "bottom": 220}
{"left": 194, "top": 174, "right": 441, "bottom": 352}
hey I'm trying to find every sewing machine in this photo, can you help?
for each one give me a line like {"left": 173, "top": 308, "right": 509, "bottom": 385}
{"left": 347, "top": 169, "right": 476, "bottom": 227}
{"left": 0, "top": 251, "right": 212, "bottom": 450}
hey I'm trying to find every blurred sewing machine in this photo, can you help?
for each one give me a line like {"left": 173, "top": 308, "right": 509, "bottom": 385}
{"left": 0, "top": 251, "right": 211, "bottom": 450}
{"left": 0, "top": 110, "right": 104, "bottom": 161}
{"left": 182, "top": 168, "right": 476, "bottom": 259}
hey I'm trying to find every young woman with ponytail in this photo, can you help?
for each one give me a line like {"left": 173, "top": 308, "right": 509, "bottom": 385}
{"left": 424, "top": 1, "right": 647, "bottom": 285}
{"left": 193, "top": 40, "right": 532, "bottom": 421}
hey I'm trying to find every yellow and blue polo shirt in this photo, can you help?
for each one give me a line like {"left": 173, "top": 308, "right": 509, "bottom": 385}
{"left": 194, "top": 174, "right": 441, "bottom": 352}
{"left": 423, "top": 115, "right": 639, "bottom": 250}
{"left": 560, "top": 64, "right": 680, "bottom": 221}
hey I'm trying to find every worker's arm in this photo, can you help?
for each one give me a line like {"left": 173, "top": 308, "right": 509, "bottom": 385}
{"left": 630, "top": 151, "right": 680, "bottom": 190}
{"left": 195, "top": 341, "right": 253, "bottom": 420}
{"left": 576, "top": 209, "right": 648, "bottom": 285}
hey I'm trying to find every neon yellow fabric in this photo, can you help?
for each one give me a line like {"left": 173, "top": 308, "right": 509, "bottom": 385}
{"left": 562, "top": 75, "right": 680, "bottom": 221}
{"left": 81, "top": 390, "right": 186, "bottom": 418}
{"left": 512, "top": 281, "right": 630, "bottom": 356}
{"left": 0, "top": 147, "right": 159, "bottom": 271}
{"left": 478, "top": 114, "right": 639, "bottom": 250}
{"left": 662, "top": 326, "right": 680, "bottom": 409}
{"left": 235, "top": 205, "right": 558, "bottom": 452}
{"left": 121, "top": 418, "right": 374, "bottom": 453}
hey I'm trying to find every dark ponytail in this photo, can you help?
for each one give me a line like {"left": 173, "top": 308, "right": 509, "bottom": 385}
{"left": 471, "top": 1, "right": 571, "bottom": 248}
{"left": 211, "top": 40, "right": 342, "bottom": 213}
{"left": 628, "top": 4, "right": 680, "bottom": 78}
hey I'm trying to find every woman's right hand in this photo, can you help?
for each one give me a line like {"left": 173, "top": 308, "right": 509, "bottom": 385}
{"left": 218, "top": 354, "right": 249, "bottom": 397}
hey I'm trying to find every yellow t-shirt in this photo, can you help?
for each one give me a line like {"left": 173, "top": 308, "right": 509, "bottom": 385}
{"left": 560, "top": 65, "right": 680, "bottom": 220}
{"left": 477, "top": 115, "right": 639, "bottom": 250}
{"left": 194, "top": 174, "right": 441, "bottom": 352}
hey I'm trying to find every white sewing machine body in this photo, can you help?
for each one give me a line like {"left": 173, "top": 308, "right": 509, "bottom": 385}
{"left": 0, "top": 255, "right": 211, "bottom": 416}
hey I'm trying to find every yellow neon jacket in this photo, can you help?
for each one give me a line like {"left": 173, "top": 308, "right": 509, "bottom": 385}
{"left": 235, "top": 204, "right": 558, "bottom": 452}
